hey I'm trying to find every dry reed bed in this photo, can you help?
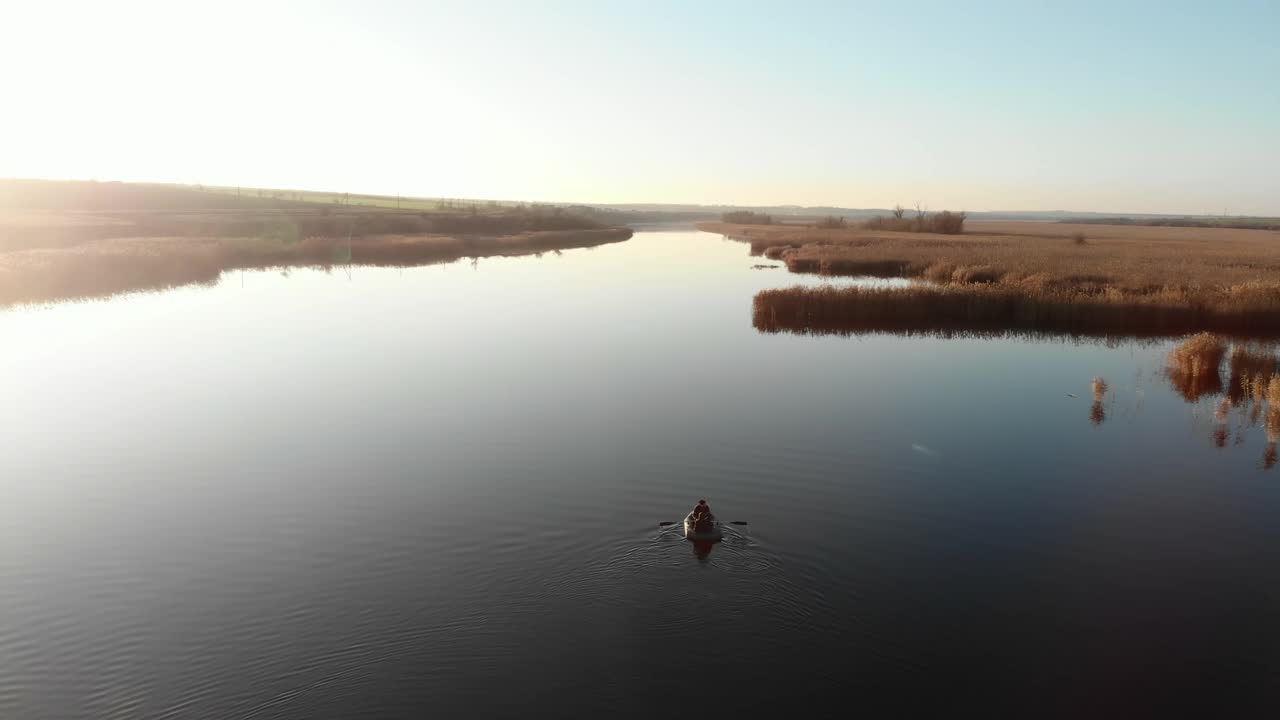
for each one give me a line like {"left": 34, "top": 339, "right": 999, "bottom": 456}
{"left": 708, "top": 218, "right": 1280, "bottom": 337}
{"left": 0, "top": 229, "right": 631, "bottom": 307}
{"left": 703, "top": 220, "right": 1280, "bottom": 291}
{"left": 753, "top": 284, "right": 1280, "bottom": 339}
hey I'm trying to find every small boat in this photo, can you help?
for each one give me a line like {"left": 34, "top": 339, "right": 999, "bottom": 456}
{"left": 683, "top": 512, "right": 723, "bottom": 541}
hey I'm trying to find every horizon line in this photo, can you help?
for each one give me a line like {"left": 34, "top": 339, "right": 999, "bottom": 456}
{"left": 2, "top": 176, "right": 1274, "bottom": 220}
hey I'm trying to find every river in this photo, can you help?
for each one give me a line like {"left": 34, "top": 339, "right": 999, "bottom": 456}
{"left": 1, "top": 228, "right": 1276, "bottom": 717}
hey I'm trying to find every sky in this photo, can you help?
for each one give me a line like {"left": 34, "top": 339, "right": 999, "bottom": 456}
{"left": 2, "top": 0, "right": 1277, "bottom": 214}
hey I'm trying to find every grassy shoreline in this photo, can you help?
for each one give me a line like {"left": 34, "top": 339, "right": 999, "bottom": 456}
{"left": 0, "top": 180, "right": 632, "bottom": 307}
{"left": 0, "top": 229, "right": 632, "bottom": 308}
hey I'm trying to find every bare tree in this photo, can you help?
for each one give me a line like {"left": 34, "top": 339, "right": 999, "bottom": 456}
{"left": 892, "top": 204, "right": 906, "bottom": 219}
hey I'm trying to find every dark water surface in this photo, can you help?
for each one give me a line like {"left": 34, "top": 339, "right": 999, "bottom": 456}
{"left": 2, "top": 230, "right": 1277, "bottom": 717}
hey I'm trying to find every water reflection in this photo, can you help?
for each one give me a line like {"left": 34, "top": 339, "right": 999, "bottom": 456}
{"left": 4, "top": 229, "right": 1278, "bottom": 716}
{"left": 1153, "top": 335, "right": 1280, "bottom": 468}
{"left": 1090, "top": 377, "right": 1109, "bottom": 425}
{"left": 691, "top": 539, "right": 719, "bottom": 562}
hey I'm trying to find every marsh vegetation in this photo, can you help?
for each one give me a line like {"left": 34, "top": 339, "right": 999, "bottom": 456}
{"left": 752, "top": 283, "right": 1280, "bottom": 339}
{"left": 862, "top": 206, "right": 967, "bottom": 234}
{"left": 718, "top": 218, "right": 1280, "bottom": 338}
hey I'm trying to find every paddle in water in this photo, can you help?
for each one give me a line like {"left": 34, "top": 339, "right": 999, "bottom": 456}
{"left": 659, "top": 520, "right": 747, "bottom": 526}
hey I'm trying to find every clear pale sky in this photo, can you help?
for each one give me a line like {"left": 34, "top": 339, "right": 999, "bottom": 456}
{"left": 3, "top": 1, "right": 1277, "bottom": 213}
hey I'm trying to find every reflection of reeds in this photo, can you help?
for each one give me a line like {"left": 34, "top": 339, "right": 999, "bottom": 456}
{"left": 1160, "top": 337, "right": 1280, "bottom": 467}
{"left": 785, "top": 257, "right": 911, "bottom": 276}
{"left": 1212, "top": 427, "right": 1229, "bottom": 448}
{"left": 752, "top": 286, "right": 1280, "bottom": 339}
{"left": 1212, "top": 398, "right": 1232, "bottom": 447}
{"left": 1227, "top": 345, "right": 1278, "bottom": 404}
{"left": 1214, "top": 398, "right": 1231, "bottom": 423}
{"left": 1259, "top": 399, "right": 1280, "bottom": 440}
{"left": 1090, "top": 376, "right": 1108, "bottom": 425}
{"left": 1265, "top": 404, "right": 1280, "bottom": 469}
{"left": 1090, "top": 401, "right": 1106, "bottom": 426}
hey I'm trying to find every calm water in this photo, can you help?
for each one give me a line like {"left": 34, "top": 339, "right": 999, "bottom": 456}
{"left": 2, "top": 229, "right": 1277, "bottom": 717}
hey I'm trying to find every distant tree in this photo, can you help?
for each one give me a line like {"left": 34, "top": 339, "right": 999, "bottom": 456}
{"left": 721, "top": 210, "right": 774, "bottom": 225}
{"left": 892, "top": 204, "right": 906, "bottom": 219}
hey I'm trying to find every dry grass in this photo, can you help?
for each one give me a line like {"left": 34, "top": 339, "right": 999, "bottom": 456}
{"left": 704, "top": 220, "right": 1280, "bottom": 290}
{"left": 709, "top": 219, "right": 1280, "bottom": 337}
{"left": 752, "top": 285, "right": 1280, "bottom": 339}
{"left": 1166, "top": 333, "right": 1227, "bottom": 401}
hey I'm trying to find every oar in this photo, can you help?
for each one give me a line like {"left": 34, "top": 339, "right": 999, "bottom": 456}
{"left": 659, "top": 520, "right": 748, "bottom": 526}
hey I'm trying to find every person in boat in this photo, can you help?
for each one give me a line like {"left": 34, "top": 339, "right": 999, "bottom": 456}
{"left": 691, "top": 499, "right": 713, "bottom": 529}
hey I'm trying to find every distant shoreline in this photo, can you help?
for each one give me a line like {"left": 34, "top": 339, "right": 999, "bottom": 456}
{"left": 0, "top": 228, "right": 632, "bottom": 309}
{"left": 0, "top": 180, "right": 632, "bottom": 308}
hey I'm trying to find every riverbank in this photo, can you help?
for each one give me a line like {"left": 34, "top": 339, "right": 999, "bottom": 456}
{"left": 700, "top": 220, "right": 1280, "bottom": 337}
{"left": 0, "top": 180, "right": 632, "bottom": 306}
{"left": 0, "top": 228, "right": 631, "bottom": 307}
